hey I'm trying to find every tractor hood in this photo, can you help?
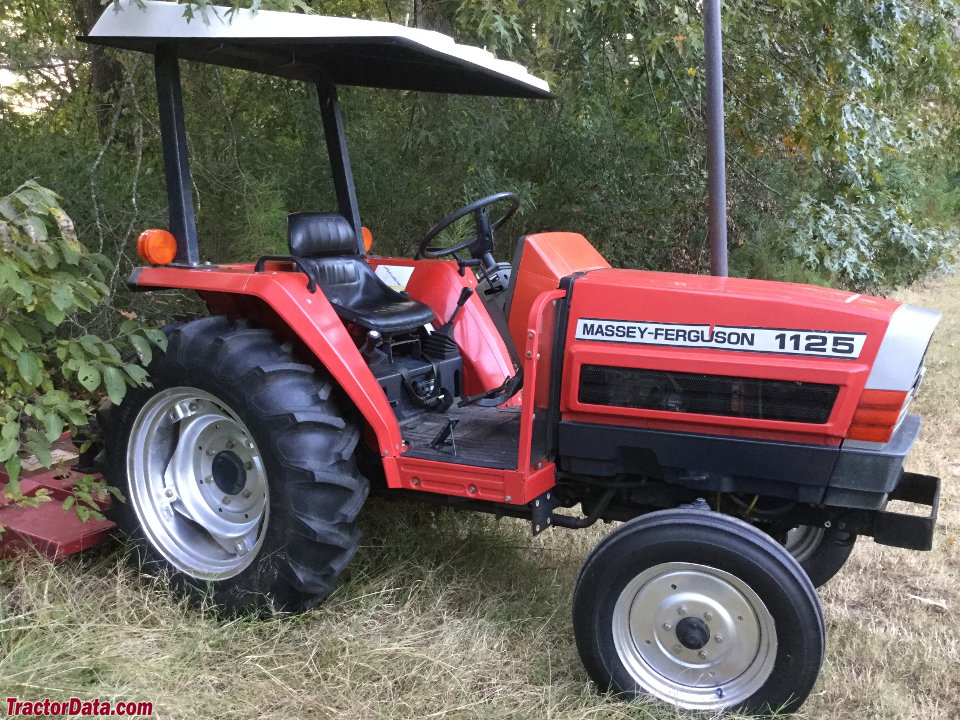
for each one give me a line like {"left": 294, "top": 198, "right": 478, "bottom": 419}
{"left": 568, "top": 268, "right": 940, "bottom": 389}
{"left": 561, "top": 267, "right": 940, "bottom": 444}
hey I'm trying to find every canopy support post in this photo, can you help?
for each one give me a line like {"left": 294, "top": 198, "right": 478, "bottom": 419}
{"left": 154, "top": 46, "right": 199, "bottom": 266}
{"left": 704, "top": 0, "right": 728, "bottom": 277}
{"left": 317, "top": 82, "right": 363, "bottom": 253}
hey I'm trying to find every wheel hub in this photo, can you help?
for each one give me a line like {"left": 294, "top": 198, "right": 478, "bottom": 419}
{"left": 675, "top": 616, "right": 710, "bottom": 650}
{"left": 212, "top": 450, "right": 247, "bottom": 496}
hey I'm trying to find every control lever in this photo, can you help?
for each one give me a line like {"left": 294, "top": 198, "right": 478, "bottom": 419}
{"left": 361, "top": 329, "right": 382, "bottom": 358}
{"left": 437, "top": 287, "right": 474, "bottom": 338}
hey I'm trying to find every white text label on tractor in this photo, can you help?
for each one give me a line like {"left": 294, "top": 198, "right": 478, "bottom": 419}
{"left": 575, "top": 319, "right": 867, "bottom": 358}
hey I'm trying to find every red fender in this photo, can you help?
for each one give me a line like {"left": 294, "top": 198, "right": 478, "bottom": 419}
{"left": 133, "top": 264, "right": 406, "bottom": 482}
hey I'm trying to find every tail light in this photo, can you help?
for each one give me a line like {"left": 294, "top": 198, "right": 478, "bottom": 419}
{"left": 846, "top": 389, "right": 908, "bottom": 443}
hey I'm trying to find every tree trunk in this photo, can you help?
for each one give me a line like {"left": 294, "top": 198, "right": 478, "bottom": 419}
{"left": 68, "top": 0, "right": 124, "bottom": 141}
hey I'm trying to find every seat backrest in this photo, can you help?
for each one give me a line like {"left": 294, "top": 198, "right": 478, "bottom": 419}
{"left": 288, "top": 212, "right": 358, "bottom": 258}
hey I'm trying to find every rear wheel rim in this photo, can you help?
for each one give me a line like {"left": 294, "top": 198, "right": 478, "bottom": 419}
{"left": 612, "top": 561, "right": 777, "bottom": 710}
{"left": 127, "top": 387, "right": 269, "bottom": 580}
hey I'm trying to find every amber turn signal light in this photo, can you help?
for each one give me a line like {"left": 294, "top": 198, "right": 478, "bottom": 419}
{"left": 846, "top": 389, "right": 908, "bottom": 443}
{"left": 136, "top": 229, "right": 178, "bottom": 265}
{"left": 362, "top": 226, "right": 374, "bottom": 253}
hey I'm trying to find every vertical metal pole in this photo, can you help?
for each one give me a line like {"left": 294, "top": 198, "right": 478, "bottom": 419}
{"left": 704, "top": 0, "right": 728, "bottom": 277}
{"left": 154, "top": 46, "right": 199, "bottom": 265}
{"left": 317, "top": 82, "right": 363, "bottom": 253}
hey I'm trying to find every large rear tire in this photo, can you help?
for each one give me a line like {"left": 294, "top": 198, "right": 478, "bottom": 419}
{"left": 104, "top": 316, "right": 368, "bottom": 614}
{"left": 573, "top": 509, "right": 824, "bottom": 715}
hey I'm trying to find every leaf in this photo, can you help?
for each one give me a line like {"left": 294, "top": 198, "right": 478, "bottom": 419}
{"left": 0, "top": 437, "right": 18, "bottom": 464}
{"left": 42, "top": 411, "right": 63, "bottom": 443}
{"left": 41, "top": 300, "right": 66, "bottom": 326}
{"left": 1, "top": 324, "right": 24, "bottom": 353}
{"left": 0, "top": 197, "right": 17, "bottom": 221}
{"left": 76, "top": 363, "right": 101, "bottom": 392}
{"left": 1, "top": 421, "right": 19, "bottom": 440}
{"left": 103, "top": 366, "right": 127, "bottom": 405}
{"left": 16, "top": 351, "right": 40, "bottom": 386}
{"left": 61, "top": 495, "right": 75, "bottom": 511}
{"left": 50, "top": 284, "right": 76, "bottom": 312}
{"left": 4, "top": 457, "right": 21, "bottom": 489}
{"left": 129, "top": 334, "right": 153, "bottom": 366}
{"left": 22, "top": 216, "right": 48, "bottom": 244}
{"left": 143, "top": 328, "right": 168, "bottom": 351}
{"left": 123, "top": 363, "right": 150, "bottom": 385}
{"left": 25, "top": 433, "right": 52, "bottom": 468}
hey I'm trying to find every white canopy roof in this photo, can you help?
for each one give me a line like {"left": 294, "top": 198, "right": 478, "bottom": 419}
{"left": 84, "top": 1, "right": 553, "bottom": 99}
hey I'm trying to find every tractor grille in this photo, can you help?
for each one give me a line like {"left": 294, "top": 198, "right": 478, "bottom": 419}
{"left": 578, "top": 365, "right": 839, "bottom": 424}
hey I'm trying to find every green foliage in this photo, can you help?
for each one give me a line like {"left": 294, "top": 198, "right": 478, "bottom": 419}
{"left": 0, "top": 181, "right": 166, "bottom": 492}
{"left": 2, "top": 0, "right": 960, "bottom": 305}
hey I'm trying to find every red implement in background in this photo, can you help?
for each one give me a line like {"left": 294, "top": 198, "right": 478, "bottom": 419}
{"left": 0, "top": 435, "right": 114, "bottom": 559}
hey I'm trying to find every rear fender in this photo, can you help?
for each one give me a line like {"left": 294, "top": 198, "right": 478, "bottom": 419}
{"left": 132, "top": 265, "right": 405, "bottom": 483}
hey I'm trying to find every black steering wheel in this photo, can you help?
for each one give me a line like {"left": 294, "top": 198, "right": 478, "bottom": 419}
{"left": 416, "top": 191, "right": 520, "bottom": 262}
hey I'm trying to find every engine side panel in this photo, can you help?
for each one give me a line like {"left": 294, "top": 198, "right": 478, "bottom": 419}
{"left": 562, "top": 269, "right": 900, "bottom": 446}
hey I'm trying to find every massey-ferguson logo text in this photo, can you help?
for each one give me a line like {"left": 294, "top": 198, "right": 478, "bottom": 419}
{"left": 575, "top": 319, "right": 866, "bottom": 359}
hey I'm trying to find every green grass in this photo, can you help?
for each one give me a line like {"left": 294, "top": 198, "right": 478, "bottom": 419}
{"left": 2, "top": 276, "right": 959, "bottom": 719}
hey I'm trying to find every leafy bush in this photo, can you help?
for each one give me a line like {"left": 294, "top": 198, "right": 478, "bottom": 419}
{"left": 0, "top": 180, "right": 165, "bottom": 495}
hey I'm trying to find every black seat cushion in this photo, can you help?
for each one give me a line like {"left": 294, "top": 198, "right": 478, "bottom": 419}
{"left": 288, "top": 212, "right": 435, "bottom": 334}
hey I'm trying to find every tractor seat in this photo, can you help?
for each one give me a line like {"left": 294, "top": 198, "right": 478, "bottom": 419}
{"left": 288, "top": 212, "right": 435, "bottom": 335}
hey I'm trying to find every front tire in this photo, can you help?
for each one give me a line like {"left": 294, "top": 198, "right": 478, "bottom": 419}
{"left": 573, "top": 509, "right": 824, "bottom": 715}
{"left": 105, "top": 316, "right": 369, "bottom": 614}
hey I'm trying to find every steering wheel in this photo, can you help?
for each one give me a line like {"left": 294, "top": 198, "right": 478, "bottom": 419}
{"left": 416, "top": 191, "right": 520, "bottom": 262}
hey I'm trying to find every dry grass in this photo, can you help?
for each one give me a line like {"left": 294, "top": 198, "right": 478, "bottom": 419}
{"left": 2, "top": 275, "right": 959, "bottom": 720}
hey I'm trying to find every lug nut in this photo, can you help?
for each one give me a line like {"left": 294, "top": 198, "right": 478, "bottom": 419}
{"left": 698, "top": 650, "right": 709, "bottom": 660}
{"left": 207, "top": 448, "right": 216, "bottom": 456}
{"left": 673, "top": 645, "right": 683, "bottom": 653}
{"left": 244, "top": 461, "right": 253, "bottom": 470}
{"left": 164, "top": 488, "right": 174, "bottom": 498}
{"left": 715, "top": 634, "right": 723, "bottom": 644}
{"left": 203, "top": 475, "right": 213, "bottom": 484}
{"left": 222, "top": 496, "right": 231, "bottom": 505}
{"left": 662, "top": 622, "right": 672, "bottom": 631}
{"left": 246, "top": 441, "right": 255, "bottom": 450}
{"left": 226, "top": 440, "right": 235, "bottom": 450}
{"left": 704, "top": 611, "right": 713, "bottom": 621}
{"left": 678, "top": 605, "right": 687, "bottom": 615}
{"left": 241, "top": 489, "right": 252, "bottom": 499}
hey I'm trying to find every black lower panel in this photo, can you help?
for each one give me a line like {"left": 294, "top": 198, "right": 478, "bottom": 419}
{"left": 401, "top": 405, "right": 521, "bottom": 470}
{"left": 559, "top": 421, "right": 840, "bottom": 504}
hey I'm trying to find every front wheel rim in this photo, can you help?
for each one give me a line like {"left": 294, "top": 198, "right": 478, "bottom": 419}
{"left": 612, "top": 561, "right": 778, "bottom": 710}
{"left": 127, "top": 387, "right": 269, "bottom": 580}
{"left": 784, "top": 525, "right": 825, "bottom": 563}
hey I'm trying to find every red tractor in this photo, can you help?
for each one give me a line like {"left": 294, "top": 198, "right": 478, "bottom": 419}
{"left": 85, "top": 2, "right": 941, "bottom": 714}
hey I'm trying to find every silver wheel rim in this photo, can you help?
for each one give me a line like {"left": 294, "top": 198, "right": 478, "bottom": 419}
{"left": 784, "top": 526, "right": 824, "bottom": 563}
{"left": 127, "top": 387, "right": 269, "bottom": 580}
{"left": 612, "top": 561, "right": 778, "bottom": 710}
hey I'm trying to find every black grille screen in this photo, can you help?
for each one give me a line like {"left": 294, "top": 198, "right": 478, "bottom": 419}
{"left": 578, "top": 365, "right": 839, "bottom": 424}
